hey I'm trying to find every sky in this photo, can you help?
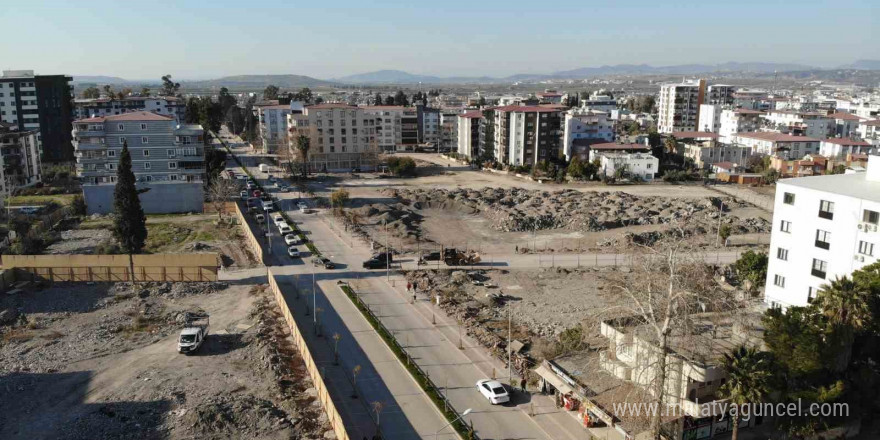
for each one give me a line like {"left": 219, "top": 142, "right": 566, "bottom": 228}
{"left": 1, "top": 0, "right": 877, "bottom": 80}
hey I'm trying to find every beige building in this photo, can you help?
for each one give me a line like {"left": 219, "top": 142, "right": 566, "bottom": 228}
{"left": 286, "top": 103, "right": 379, "bottom": 172}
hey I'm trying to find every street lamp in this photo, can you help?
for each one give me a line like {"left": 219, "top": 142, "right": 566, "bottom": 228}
{"left": 433, "top": 408, "right": 472, "bottom": 440}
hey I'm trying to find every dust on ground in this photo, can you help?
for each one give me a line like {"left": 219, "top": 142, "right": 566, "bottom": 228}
{"left": 0, "top": 282, "right": 330, "bottom": 440}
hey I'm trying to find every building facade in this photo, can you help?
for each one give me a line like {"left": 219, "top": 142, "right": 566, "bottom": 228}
{"left": 730, "top": 132, "right": 820, "bottom": 158}
{"left": 501, "top": 106, "right": 564, "bottom": 166}
{"left": 457, "top": 111, "right": 482, "bottom": 159}
{"left": 819, "top": 138, "right": 875, "bottom": 158}
{"left": 292, "top": 103, "right": 378, "bottom": 172}
{"left": 0, "top": 70, "right": 74, "bottom": 162}
{"left": 440, "top": 109, "right": 460, "bottom": 152}
{"left": 658, "top": 79, "right": 706, "bottom": 134}
{"left": 0, "top": 122, "right": 42, "bottom": 199}
{"left": 74, "top": 96, "right": 185, "bottom": 122}
{"left": 562, "top": 108, "right": 614, "bottom": 160}
{"left": 596, "top": 152, "right": 659, "bottom": 181}
{"left": 761, "top": 110, "right": 833, "bottom": 139}
{"left": 72, "top": 111, "right": 205, "bottom": 214}
{"left": 683, "top": 143, "right": 752, "bottom": 169}
{"left": 256, "top": 104, "right": 295, "bottom": 153}
{"left": 719, "top": 108, "right": 763, "bottom": 143}
{"left": 362, "top": 106, "right": 418, "bottom": 152}
{"left": 418, "top": 106, "right": 441, "bottom": 147}
{"left": 764, "top": 155, "right": 880, "bottom": 309}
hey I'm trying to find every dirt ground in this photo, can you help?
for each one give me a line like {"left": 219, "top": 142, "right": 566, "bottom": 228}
{"left": 0, "top": 282, "right": 330, "bottom": 440}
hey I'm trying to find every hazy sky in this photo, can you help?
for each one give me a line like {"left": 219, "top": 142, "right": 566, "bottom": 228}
{"left": 2, "top": 0, "right": 877, "bottom": 80}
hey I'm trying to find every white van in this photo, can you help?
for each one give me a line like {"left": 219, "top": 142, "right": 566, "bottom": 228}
{"left": 259, "top": 164, "right": 269, "bottom": 173}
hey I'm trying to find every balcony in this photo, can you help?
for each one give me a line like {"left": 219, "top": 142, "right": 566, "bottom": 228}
{"left": 815, "top": 240, "right": 830, "bottom": 250}
{"left": 74, "top": 142, "right": 107, "bottom": 151}
{"left": 812, "top": 268, "right": 827, "bottom": 279}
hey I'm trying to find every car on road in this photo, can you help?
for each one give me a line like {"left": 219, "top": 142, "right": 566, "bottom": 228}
{"left": 278, "top": 225, "right": 293, "bottom": 235}
{"left": 252, "top": 190, "right": 262, "bottom": 198}
{"left": 279, "top": 185, "right": 290, "bottom": 192}
{"left": 287, "top": 247, "right": 300, "bottom": 258}
{"left": 273, "top": 214, "right": 285, "bottom": 226}
{"left": 284, "top": 234, "right": 299, "bottom": 246}
{"left": 240, "top": 190, "right": 248, "bottom": 200}
{"left": 362, "top": 252, "right": 393, "bottom": 269}
{"left": 297, "top": 202, "right": 308, "bottom": 209}
{"left": 312, "top": 257, "right": 335, "bottom": 269}
{"left": 476, "top": 379, "right": 509, "bottom": 404}
{"left": 255, "top": 213, "right": 265, "bottom": 223}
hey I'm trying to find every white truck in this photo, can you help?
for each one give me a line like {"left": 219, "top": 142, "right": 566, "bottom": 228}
{"left": 259, "top": 163, "right": 270, "bottom": 173}
{"left": 178, "top": 312, "right": 209, "bottom": 354}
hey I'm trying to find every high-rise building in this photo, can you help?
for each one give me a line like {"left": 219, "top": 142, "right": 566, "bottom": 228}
{"left": 658, "top": 79, "right": 706, "bottom": 134}
{"left": 491, "top": 105, "right": 565, "bottom": 166}
{"left": 0, "top": 70, "right": 74, "bottom": 162}
{"left": 440, "top": 109, "right": 461, "bottom": 152}
{"left": 0, "top": 122, "right": 42, "bottom": 199}
{"left": 457, "top": 111, "right": 482, "bottom": 159}
{"left": 72, "top": 111, "right": 206, "bottom": 214}
{"left": 764, "top": 154, "right": 880, "bottom": 309}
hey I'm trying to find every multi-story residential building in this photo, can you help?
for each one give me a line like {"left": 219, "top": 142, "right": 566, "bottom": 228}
{"left": 732, "top": 89, "right": 769, "bottom": 110}
{"left": 418, "top": 106, "right": 441, "bottom": 147}
{"left": 657, "top": 79, "right": 705, "bottom": 134}
{"left": 857, "top": 119, "right": 880, "bottom": 145}
{"left": 819, "top": 138, "right": 875, "bottom": 158}
{"left": 730, "top": 132, "right": 820, "bottom": 159}
{"left": 853, "top": 102, "right": 880, "bottom": 119}
{"left": 74, "top": 96, "right": 185, "bottom": 122}
{"left": 580, "top": 93, "right": 618, "bottom": 115}
{"left": 363, "top": 106, "right": 418, "bottom": 152}
{"left": 290, "top": 103, "right": 378, "bottom": 172}
{"left": 493, "top": 105, "right": 564, "bottom": 166}
{"left": 256, "top": 104, "right": 296, "bottom": 153}
{"left": 562, "top": 108, "right": 614, "bottom": 160}
{"left": 697, "top": 104, "right": 722, "bottom": 132}
{"left": 827, "top": 112, "right": 866, "bottom": 138}
{"left": 705, "top": 84, "right": 735, "bottom": 105}
{"left": 719, "top": 108, "right": 763, "bottom": 143}
{"left": 587, "top": 142, "right": 652, "bottom": 162}
{"left": 761, "top": 110, "right": 833, "bottom": 139}
{"left": 536, "top": 90, "right": 563, "bottom": 105}
{"left": 683, "top": 143, "right": 752, "bottom": 170}
{"left": 769, "top": 154, "right": 828, "bottom": 178}
{"left": 439, "top": 109, "right": 460, "bottom": 152}
{"left": 0, "top": 122, "right": 42, "bottom": 199}
{"left": 72, "top": 112, "right": 205, "bottom": 214}
{"left": 764, "top": 154, "right": 880, "bottom": 309}
{"left": 457, "top": 111, "right": 482, "bottom": 159}
{"left": 595, "top": 152, "right": 659, "bottom": 181}
{"left": 0, "top": 70, "right": 74, "bottom": 162}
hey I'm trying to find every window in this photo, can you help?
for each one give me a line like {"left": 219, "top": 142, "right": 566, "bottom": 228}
{"left": 169, "top": 162, "right": 177, "bottom": 169}
{"left": 815, "top": 230, "right": 831, "bottom": 250}
{"left": 143, "top": 162, "right": 151, "bottom": 170}
{"left": 864, "top": 210, "right": 879, "bottom": 225}
{"left": 118, "top": 124, "right": 124, "bottom": 130}
{"left": 818, "top": 200, "right": 834, "bottom": 220}
{"left": 140, "top": 123, "right": 147, "bottom": 130}
{"left": 777, "top": 248, "right": 789, "bottom": 261}
{"left": 143, "top": 150, "right": 150, "bottom": 157}
{"left": 780, "top": 220, "right": 792, "bottom": 233}
{"left": 107, "top": 150, "right": 116, "bottom": 157}
{"left": 141, "top": 136, "right": 148, "bottom": 144}
{"left": 167, "top": 149, "right": 176, "bottom": 157}
{"left": 807, "top": 287, "right": 816, "bottom": 303}
{"left": 145, "top": 175, "right": 153, "bottom": 182}
{"left": 858, "top": 241, "right": 874, "bottom": 256}
{"left": 783, "top": 192, "right": 795, "bottom": 205}
{"left": 107, "top": 163, "right": 115, "bottom": 170}
{"left": 773, "top": 274, "right": 785, "bottom": 287}
{"left": 811, "top": 259, "right": 828, "bottom": 279}
{"left": 170, "top": 174, "right": 178, "bottom": 181}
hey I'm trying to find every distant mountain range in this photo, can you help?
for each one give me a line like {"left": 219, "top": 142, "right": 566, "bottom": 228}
{"left": 73, "top": 59, "right": 880, "bottom": 88}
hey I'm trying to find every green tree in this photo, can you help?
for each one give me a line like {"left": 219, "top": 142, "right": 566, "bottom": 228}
{"left": 384, "top": 95, "right": 395, "bottom": 105}
{"left": 218, "top": 87, "right": 237, "bottom": 115}
{"left": 140, "top": 87, "right": 150, "bottom": 96}
{"left": 393, "top": 90, "right": 409, "bottom": 106}
{"left": 82, "top": 87, "right": 100, "bottom": 99}
{"left": 330, "top": 189, "right": 350, "bottom": 215}
{"left": 374, "top": 93, "right": 383, "bottom": 106}
{"left": 719, "top": 345, "right": 772, "bottom": 440}
{"left": 292, "top": 87, "right": 314, "bottom": 104}
{"left": 112, "top": 141, "right": 148, "bottom": 284}
{"left": 296, "top": 134, "right": 311, "bottom": 178}
{"left": 102, "top": 84, "right": 113, "bottom": 97}
{"left": 829, "top": 164, "right": 846, "bottom": 175}
{"left": 664, "top": 136, "right": 678, "bottom": 155}
{"left": 386, "top": 157, "right": 416, "bottom": 176}
{"left": 627, "top": 123, "right": 640, "bottom": 135}
{"left": 719, "top": 224, "right": 732, "bottom": 244}
{"left": 812, "top": 276, "right": 872, "bottom": 371}
{"left": 567, "top": 156, "right": 585, "bottom": 179}
{"left": 263, "top": 85, "right": 279, "bottom": 100}
{"left": 160, "top": 74, "right": 180, "bottom": 96}
{"left": 732, "top": 250, "right": 768, "bottom": 291}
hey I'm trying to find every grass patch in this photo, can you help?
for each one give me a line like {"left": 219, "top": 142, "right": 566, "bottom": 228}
{"left": 144, "top": 219, "right": 233, "bottom": 253}
{"left": 8, "top": 194, "right": 77, "bottom": 206}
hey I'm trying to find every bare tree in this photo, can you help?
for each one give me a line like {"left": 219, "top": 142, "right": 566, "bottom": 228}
{"left": 207, "top": 177, "right": 238, "bottom": 220}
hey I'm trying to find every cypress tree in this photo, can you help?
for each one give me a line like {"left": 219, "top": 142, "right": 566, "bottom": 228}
{"left": 112, "top": 140, "right": 148, "bottom": 282}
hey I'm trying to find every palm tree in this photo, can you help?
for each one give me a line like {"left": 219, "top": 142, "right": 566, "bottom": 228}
{"left": 719, "top": 344, "right": 771, "bottom": 440}
{"left": 812, "top": 275, "right": 872, "bottom": 370}
{"left": 295, "top": 134, "right": 311, "bottom": 178}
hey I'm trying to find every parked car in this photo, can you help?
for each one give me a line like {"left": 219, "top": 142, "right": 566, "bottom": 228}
{"left": 273, "top": 214, "right": 285, "bottom": 226}
{"left": 252, "top": 190, "right": 262, "bottom": 198}
{"left": 278, "top": 225, "right": 293, "bottom": 235}
{"left": 287, "top": 247, "right": 300, "bottom": 258}
{"left": 240, "top": 190, "right": 249, "bottom": 200}
{"left": 313, "top": 257, "right": 335, "bottom": 269}
{"left": 255, "top": 213, "right": 265, "bottom": 223}
{"left": 363, "top": 251, "right": 393, "bottom": 269}
{"left": 279, "top": 185, "right": 290, "bottom": 192}
{"left": 284, "top": 234, "right": 299, "bottom": 246}
{"left": 299, "top": 206, "right": 307, "bottom": 213}
{"left": 476, "top": 379, "right": 509, "bottom": 404}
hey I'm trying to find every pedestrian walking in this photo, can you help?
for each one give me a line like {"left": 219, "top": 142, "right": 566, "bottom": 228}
{"left": 515, "top": 245, "right": 519, "bottom": 254}
{"left": 406, "top": 282, "right": 412, "bottom": 293}
{"left": 520, "top": 378, "right": 527, "bottom": 392}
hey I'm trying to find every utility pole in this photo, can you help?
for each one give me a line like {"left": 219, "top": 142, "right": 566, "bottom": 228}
{"left": 715, "top": 200, "right": 724, "bottom": 247}
{"left": 507, "top": 306, "right": 512, "bottom": 385}
{"left": 385, "top": 219, "right": 390, "bottom": 281}
{"left": 313, "top": 272, "right": 317, "bottom": 327}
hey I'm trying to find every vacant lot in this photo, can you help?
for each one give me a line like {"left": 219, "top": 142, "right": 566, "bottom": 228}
{"left": 0, "top": 282, "right": 330, "bottom": 440}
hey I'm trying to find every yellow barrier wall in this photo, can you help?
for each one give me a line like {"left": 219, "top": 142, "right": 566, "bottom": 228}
{"left": 3, "top": 253, "right": 218, "bottom": 282}
{"left": 234, "top": 201, "right": 265, "bottom": 265}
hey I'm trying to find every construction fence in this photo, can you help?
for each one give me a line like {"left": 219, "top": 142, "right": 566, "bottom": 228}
{"left": 266, "top": 269, "right": 350, "bottom": 440}
{"left": 1, "top": 253, "right": 219, "bottom": 283}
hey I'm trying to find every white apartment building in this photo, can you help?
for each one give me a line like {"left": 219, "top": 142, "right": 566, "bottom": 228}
{"left": 500, "top": 106, "right": 564, "bottom": 167}
{"left": 827, "top": 112, "right": 865, "bottom": 138}
{"left": 440, "top": 109, "right": 461, "bottom": 152}
{"left": 562, "top": 108, "right": 614, "bottom": 160}
{"left": 658, "top": 79, "right": 705, "bottom": 134}
{"left": 819, "top": 138, "right": 875, "bottom": 158}
{"left": 256, "top": 104, "right": 296, "bottom": 153}
{"left": 580, "top": 93, "right": 618, "bottom": 115}
{"left": 719, "top": 108, "right": 763, "bottom": 143}
{"left": 853, "top": 102, "right": 880, "bottom": 119}
{"left": 72, "top": 111, "right": 206, "bottom": 214}
{"left": 293, "top": 103, "right": 378, "bottom": 172}
{"left": 732, "top": 89, "right": 769, "bottom": 110}
{"left": 683, "top": 143, "right": 752, "bottom": 169}
{"left": 761, "top": 110, "right": 833, "bottom": 139}
{"left": 857, "top": 120, "right": 880, "bottom": 145}
{"left": 74, "top": 96, "right": 185, "bottom": 122}
{"left": 457, "top": 111, "right": 482, "bottom": 159}
{"left": 764, "top": 155, "right": 880, "bottom": 309}
{"left": 730, "top": 132, "right": 820, "bottom": 159}
{"left": 362, "top": 106, "right": 419, "bottom": 151}
{"left": 697, "top": 104, "right": 722, "bottom": 132}
{"left": 420, "top": 107, "right": 441, "bottom": 147}
{"left": 595, "top": 152, "right": 658, "bottom": 181}
{"left": 0, "top": 122, "right": 42, "bottom": 200}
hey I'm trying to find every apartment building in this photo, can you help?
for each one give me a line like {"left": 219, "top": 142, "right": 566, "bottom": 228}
{"left": 562, "top": 108, "right": 614, "bottom": 160}
{"left": 595, "top": 152, "right": 659, "bottom": 181}
{"left": 770, "top": 154, "right": 828, "bottom": 178}
{"left": 256, "top": 104, "right": 296, "bottom": 153}
{"left": 72, "top": 111, "right": 206, "bottom": 214}
{"left": 580, "top": 93, "right": 618, "bottom": 115}
{"left": 683, "top": 143, "right": 752, "bottom": 170}
{"left": 418, "top": 106, "right": 441, "bottom": 147}
{"left": 761, "top": 110, "right": 832, "bottom": 139}
{"left": 827, "top": 112, "right": 865, "bottom": 138}
{"left": 697, "top": 104, "right": 722, "bottom": 132}
{"left": 730, "top": 132, "right": 820, "bottom": 159}
{"left": 732, "top": 89, "right": 769, "bottom": 110}
{"left": 857, "top": 120, "right": 880, "bottom": 145}
{"left": 439, "top": 109, "right": 461, "bottom": 152}
{"left": 0, "top": 122, "right": 42, "bottom": 199}
{"left": 363, "top": 106, "right": 418, "bottom": 152}
{"left": 292, "top": 103, "right": 378, "bottom": 172}
{"left": 74, "top": 96, "right": 185, "bottom": 122}
{"left": 705, "top": 84, "right": 735, "bottom": 105}
{"left": 493, "top": 105, "right": 564, "bottom": 166}
{"left": 764, "top": 155, "right": 880, "bottom": 309}
{"left": 719, "top": 108, "right": 763, "bottom": 143}
{"left": 457, "top": 111, "right": 482, "bottom": 159}
{"left": 0, "top": 70, "right": 74, "bottom": 162}
{"left": 657, "top": 79, "right": 705, "bottom": 134}
{"left": 819, "top": 138, "right": 875, "bottom": 158}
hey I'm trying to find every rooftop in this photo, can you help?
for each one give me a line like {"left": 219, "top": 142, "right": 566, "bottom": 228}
{"left": 74, "top": 111, "right": 174, "bottom": 123}
{"left": 669, "top": 131, "right": 718, "bottom": 139}
{"left": 305, "top": 103, "right": 358, "bottom": 110}
{"left": 733, "top": 132, "right": 819, "bottom": 142}
{"left": 492, "top": 104, "right": 565, "bottom": 113}
{"left": 733, "top": 108, "right": 764, "bottom": 115}
{"left": 828, "top": 112, "right": 864, "bottom": 121}
{"left": 821, "top": 138, "right": 871, "bottom": 146}
{"left": 459, "top": 111, "right": 483, "bottom": 119}
{"left": 590, "top": 142, "right": 650, "bottom": 151}
{"left": 781, "top": 157, "right": 880, "bottom": 203}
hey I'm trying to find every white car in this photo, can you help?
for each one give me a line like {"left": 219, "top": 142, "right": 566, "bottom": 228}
{"left": 287, "top": 246, "right": 300, "bottom": 258}
{"left": 299, "top": 206, "right": 307, "bottom": 213}
{"left": 476, "top": 379, "right": 509, "bottom": 404}
{"left": 279, "top": 225, "right": 293, "bottom": 235}
{"left": 284, "top": 234, "right": 299, "bottom": 246}
{"left": 273, "top": 214, "right": 285, "bottom": 226}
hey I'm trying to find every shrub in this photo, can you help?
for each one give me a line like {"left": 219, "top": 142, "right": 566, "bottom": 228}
{"left": 386, "top": 157, "right": 416, "bottom": 177}
{"left": 71, "top": 194, "right": 87, "bottom": 216}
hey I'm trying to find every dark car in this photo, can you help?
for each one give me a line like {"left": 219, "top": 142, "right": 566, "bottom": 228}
{"left": 320, "top": 257, "right": 335, "bottom": 269}
{"left": 362, "top": 259, "right": 385, "bottom": 269}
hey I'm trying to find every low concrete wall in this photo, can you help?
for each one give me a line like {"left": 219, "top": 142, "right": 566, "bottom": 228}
{"left": 234, "top": 201, "right": 265, "bottom": 265}
{"left": 267, "top": 270, "right": 350, "bottom": 440}
{"left": 3, "top": 253, "right": 218, "bottom": 282}
{"left": 83, "top": 182, "right": 205, "bottom": 214}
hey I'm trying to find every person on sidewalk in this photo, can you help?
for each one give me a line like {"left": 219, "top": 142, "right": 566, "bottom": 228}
{"left": 520, "top": 378, "right": 527, "bottom": 392}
